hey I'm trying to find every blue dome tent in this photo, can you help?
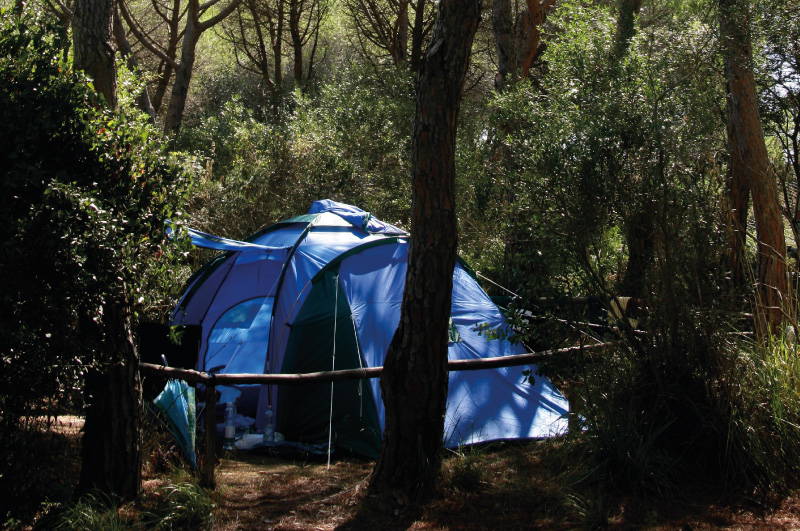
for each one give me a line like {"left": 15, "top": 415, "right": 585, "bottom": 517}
{"left": 171, "top": 200, "right": 569, "bottom": 457}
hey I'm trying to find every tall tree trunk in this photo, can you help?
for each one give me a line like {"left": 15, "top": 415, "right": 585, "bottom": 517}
{"left": 72, "top": 0, "right": 117, "bottom": 109}
{"left": 720, "top": 0, "right": 788, "bottom": 333}
{"left": 369, "top": 0, "right": 480, "bottom": 503}
{"left": 620, "top": 210, "right": 654, "bottom": 298}
{"left": 78, "top": 302, "right": 142, "bottom": 499}
{"left": 492, "top": 0, "right": 553, "bottom": 277}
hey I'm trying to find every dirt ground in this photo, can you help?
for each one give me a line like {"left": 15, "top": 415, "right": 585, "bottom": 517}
{"left": 10, "top": 416, "right": 800, "bottom": 530}
{"left": 206, "top": 450, "right": 800, "bottom": 531}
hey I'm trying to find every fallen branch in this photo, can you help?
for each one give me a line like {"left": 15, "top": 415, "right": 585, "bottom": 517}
{"left": 139, "top": 341, "right": 613, "bottom": 385}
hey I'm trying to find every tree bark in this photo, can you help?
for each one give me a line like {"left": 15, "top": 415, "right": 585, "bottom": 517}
{"left": 290, "top": 0, "right": 304, "bottom": 84}
{"left": 369, "top": 0, "right": 480, "bottom": 503}
{"left": 492, "top": 0, "right": 515, "bottom": 92}
{"left": 720, "top": 0, "right": 788, "bottom": 332}
{"left": 408, "top": 0, "right": 427, "bottom": 72}
{"left": 163, "top": 0, "right": 242, "bottom": 134}
{"left": 493, "top": 0, "right": 553, "bottom": 92}
{"left": 397, "top": 0, "right": 409, "bottom": 67}
{"left": 726, "top": 115, "right": 751, "bottom": 289}
{"left": 72, "top": 0, "right": 117, "bottom": 109}
{"left": 78, "top": 302, "right": 142, "bottom": 499}
{"left": 164, "top": 8, "right": 200, "bottom": 135}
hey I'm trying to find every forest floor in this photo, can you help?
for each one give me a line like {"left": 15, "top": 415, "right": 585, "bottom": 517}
{"left": 11, "top": 416, "right": 800, "bottom": 530}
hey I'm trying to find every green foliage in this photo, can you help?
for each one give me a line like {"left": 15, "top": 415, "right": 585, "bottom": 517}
{"left": 36, "top": 481, "right": 213, "bottom": 531}
{"left": 469, "top": 0, "right": 797, "bottom": 495}
{"left": 720, "top": 332, "right": 800, "bottom": 491}
{"left": 490, "top": 0, "right": 724, "bottom": 301}
{"left": 0, "top": 5, "right": 193, "bottom": 509}
{"left": 41, "top": 491, "right": 129, "bottom": 531}
{"left": 177, "top": 63, "right": 414, "bottom": 239}
{"left": 141, "top": 482, "right": 215, "bottom": 530}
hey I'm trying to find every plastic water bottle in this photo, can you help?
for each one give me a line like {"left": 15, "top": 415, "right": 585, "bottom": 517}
{"left": 223, "top": 402, "right": 236, "bottom": 450}
{"left": 263, "top": 405, "right": 275, "bottom": 443}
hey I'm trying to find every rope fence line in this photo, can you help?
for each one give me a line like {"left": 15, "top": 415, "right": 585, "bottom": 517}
{"left": 139, "top": 340, "right": 614, "bottom": 489}
{"left": 139, "top": 341, "right": 614, "bottom": 386}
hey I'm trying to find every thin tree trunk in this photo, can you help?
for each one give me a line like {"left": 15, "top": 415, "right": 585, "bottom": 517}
{"left": 72, "top": 0, "right": 117, "bottom": 109}
{"left": 162, "top": 0, "right": 241, "bottom": 134}
{"left": 369, "top": 0, "right": 480, "bottom": 503}
{"left": 409, "top": 0, "right": 426, "bottom": 72}
{"left": 78, "top": 302, "right": 142, "bottom": 499}
{"left": 726, "top": 115, "right": 751, "bottom": 289}
{"left": 397, "top": 0, "right": 409, "bottom": 67}
{"left": 720, "top": 0, "right": 788, "bottom": 332}
{"left": 164, "top": 8, "right": 200, "bottom": 134}
{"left": 290, "top": 0, "right": 303, "bottom": 86}
{"left": 493, "top": 0, "right": 515, "bottom": 92}
{"left": 273, "top": 0, "right": 284, "bottom": 91}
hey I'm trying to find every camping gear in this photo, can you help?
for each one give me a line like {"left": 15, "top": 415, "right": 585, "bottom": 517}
{"left": 263, "top": 405, "right": 275, "bottom": 443}
{"left": 153, "top": 379, "right": 197, "bottom": 468}
{"left": 223, "top": 402, "right": 236, "bottom": 450}
{"left": 171, "top": 200, "right": 569, "bottom": 457}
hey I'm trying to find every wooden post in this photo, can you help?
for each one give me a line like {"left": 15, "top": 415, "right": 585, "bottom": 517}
{"left": 202, "top": 382, "right": 216, "bottom": 489}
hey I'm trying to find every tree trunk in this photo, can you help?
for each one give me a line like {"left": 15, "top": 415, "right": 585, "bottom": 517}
{"left": 613, "top": 0, "right": 655, "bottom": 299}
{"left": 273, "top": 0, "right": 285, "bottom": 91}
{"left": 397, "top": 0, "right": 409, "bottom": 67}
{"left": 720, "top": 0, "right": 788, "bottom": 333}
{"left": 369, "top": 0, "right": 480, "bottom": 503}
{"left": 726, "top": 115, "right": 751, "bottom": 289}
{"left": 163, "top": 0, "right": 241, "bottom": 133}
{"left": 409, "top": 0, "right": 427, "bottom": 72}
{"left": 290, "top": 0, "right": 304, "bottom": 86}
{"left": 150, "top": 1, "right": 182, "bottom": 115}
{"left": 78, "top": 302, "right": 142, "bottom": 499}
{"left": 492, "top": 0, "right": 515, "bottom": 92}
{"left": 164, "top": 4, "right": 201, "bottom": 135}
{"left": 620, "top": 210, "right": 654, "bottom": 299}
{"left": 72, "top": 0, "right": 117, "bottom": 109}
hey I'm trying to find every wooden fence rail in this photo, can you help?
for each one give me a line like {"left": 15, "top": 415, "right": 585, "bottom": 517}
{"left": 139, "top": 341, "right": 612, "bottom": 488}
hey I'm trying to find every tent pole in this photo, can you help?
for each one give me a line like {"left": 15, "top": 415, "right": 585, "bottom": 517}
{"left": 202, "top": 382, "right": 217, "bottom": 488}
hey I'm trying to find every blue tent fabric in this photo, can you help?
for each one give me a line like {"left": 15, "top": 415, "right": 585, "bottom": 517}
{"left": 171, "top": 200, "right": 570, "bottom": 456}
{"left": 153, "top": 380, "right": 197, "bottom": 468}
{"left": 308, "top": 199, "right": 408, "bottom": 236}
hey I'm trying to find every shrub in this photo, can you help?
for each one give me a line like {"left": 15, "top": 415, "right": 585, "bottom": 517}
{"left": 0, "top": 6, "right": 193, "bottom": 519}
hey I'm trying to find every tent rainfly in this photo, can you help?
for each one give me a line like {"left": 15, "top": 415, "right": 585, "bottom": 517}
{"left": 170, "top": 200, "right": 570, "bottom": 457}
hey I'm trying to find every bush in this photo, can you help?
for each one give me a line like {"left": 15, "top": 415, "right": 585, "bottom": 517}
{"left": 177, "top": 63, "right": 415, "bottom": 239}
{"left": 0, "top": 6, "right": 193, "bottom": 519}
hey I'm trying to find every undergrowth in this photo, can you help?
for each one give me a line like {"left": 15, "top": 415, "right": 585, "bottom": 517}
{"left": 556, "top": 305, "right": 800, "bottom": 501}
{"left": 36, "top": 482, "right": 214, "bottom": 531}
